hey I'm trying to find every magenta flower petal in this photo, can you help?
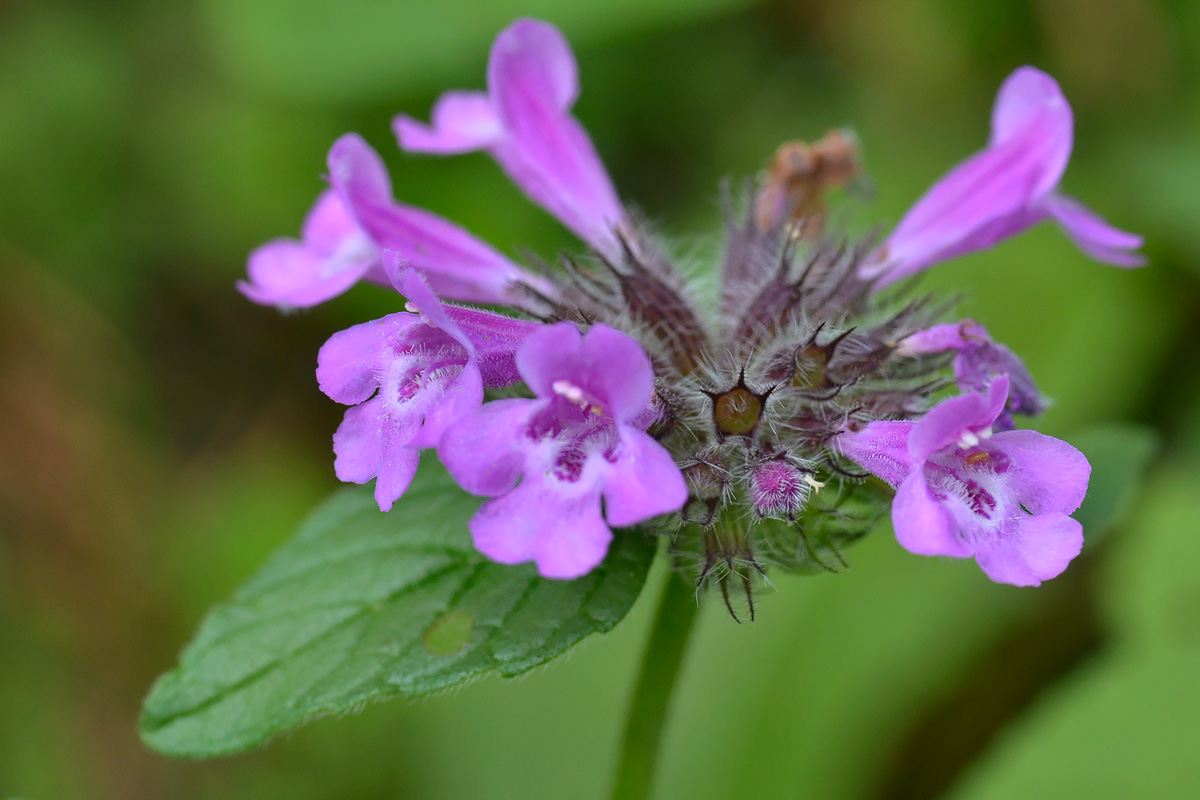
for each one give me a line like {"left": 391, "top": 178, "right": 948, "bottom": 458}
{"left": 907, "top": 376, "right": 1009, "bottom": 461}
{"left": 328, "top": 133, "right": 552, "bottom": 307}
{"left": 470, "top": 477, "right": 612, "bottom": 579}
{"left": 602, "top": 428, "right": 689, "bottom": 527}
{"left": 396, "top": 19, "right": 627, "bottom": 258}
{"left": 988, "top": 66, "right": 1073, "bottom": 191}
{"left": 238, "top": 240, "right": 363, "bottom": 308}
{"left": 332, "top": 399, "right": 420, "bottom": 511}
{"left": 516, "top": 323, "right": 654, "bottom": 423}
{"left": 893, "top": 472, "right": 972, "bottom": 558}
{"left": 372, "top": 447, "right": 422, "bottom": 511}
{"left": 511, "top": 322, "right": 585, "bottom": 396}
{"left": 393, "top": 92, "right": 502, "bottom": 154}
{"left": 530, "top": 497, "right": 613, "bottom": 579}
{"left": 986, "top": 429, "right": 1090, "bottom": 512}
{"left": 869, "top": 112, "right": 1066, "bottom": 284}
{"left": 238, "top": 188, "right": 384, "bottom": 309}
{"left": 898, "top": 321, "right": 1044, "bottom": 428}
{"left": 302, "top": 189, "right": 365, "bottom": 252}
{"left": 387, "top": 258, "right": 543, "bottom": 386}
{"left": 317, "top": 312, "right": 414, "bottom": 405}
{"left": 487, "top": 17, "right": 580, "bottom": 112}
{"left": 834, "top": 420, "right": 914, "bottom": 487}
{"left": 393, "top": 271, "right": 484, "bottom": 447}
{"left": 973, "top": 512, "right": 1083, "bottom": 587}
{"left": 438, "top": 398, "right": 531, "bottom": 496}
{"left": 1046, "top": 193, "right": 1146, "bottom": 267}
{"left": 332, "top": 399, "right": 385, "bottom": 484}
{"left": 866, "top": 66, "right": 1142, "bottom": 285}
{"left": 486, "top": 20, "right": 623, "bottom": 254}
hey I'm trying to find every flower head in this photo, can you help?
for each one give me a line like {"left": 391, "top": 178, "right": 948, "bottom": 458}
{"left": 439, "top": 323, "right": 687, "bottom": 579}
{"left": 836, "top": 377, "right": 1090, "bottom": 586}
{"left": 245, "top": 19, "right": 1137, "bottom": 596}
{"left": 864, "top": 67, "right": 1144, "bottom": 286}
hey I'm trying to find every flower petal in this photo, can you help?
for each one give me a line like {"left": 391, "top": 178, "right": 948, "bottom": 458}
{"left": 900, "top": 321, "right": 1044, "bottom": 427}
{"left": 393, "top": 19, "right": 625, "bottom": 257}
{"left": 469, "top": 475, "right": 612, "bottom": 579}
{"left": 533, "top": 496, "right": 613, "bottom": 579}
{"left": 393, "top": 91, "right": 501, "bottom": 154}
{"left": 332, "top": 399, "right": 385, "bottom": 485}
{"left": 396, "top": 269, "right": 475, "bottom": 354}
{"left": 373, "top": 447, "right": 421, "bottom": 512}
{"left": 1046, "top": 193, "right": 1146, "bottom": 267}
{"left": 895, "top": 322, "right": 972, "bottom": 355}
{"left": 578, "top": 325, "right": 655, "bottom": 423}
{"left": 328, "top": 133, "right": 545, "bottom": 306}
{"left": 302, "top": 189, "right": 360, "bottom": 252}
{"left": 602, "top": 428, "right": 688, "bottom": 527}
{"left": 988, "top": 429, "right": 1091, "bottom": 514}
{"left": 834, "top": 421, "right": 916, "bottom": 488}
{"left": 908, "top": 376, "right": 1009, "bottom": 461}
{"left": 973, "top": 512, "right": 1083, "bottom": 587}
{"left": 415, "top": 365, "right": 484, "bottom": 451}
{"left": 485, "top": 20, "right": 625, "bottom": 256}
{"left": 871, "top": 117, "right": 1064, "bottom": 285}
{"left": 438, "top": 398, "right": 534, "bottom": 496}
{"left": 868, "top": 68, "right": 1075, "bottom": 286}
{"left": 238, "top": 239, "right": 374, "bottom": 309}
{"left": 317, "top": 312, "right": 416, "bottom": 405}
{"left": 516, "top": 323, "right": 654, "bottom": 423}
{"left": 486, "top": 18, "right": 579, "bottom": 114}
{"left": 515, "top": 322, "right": 584, "bottom": 398}
{"left": 892, "top": 471, "right": 972, "bottom": 558}
{"left": 989, "top": 66, "right": 1074, "bottom": 191}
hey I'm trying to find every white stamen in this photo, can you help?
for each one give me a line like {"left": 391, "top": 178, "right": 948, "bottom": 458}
{"left": 803, "top": 474, "right": 826, "bottom": 491}
{"left": 978, "top": 426, "right": 994, "bottom": 440}
{"left": 552, "top": 379, "right": 586, "bottom": 405}
{"left": 958, "top": 431, "right": 980, "bottom": 449}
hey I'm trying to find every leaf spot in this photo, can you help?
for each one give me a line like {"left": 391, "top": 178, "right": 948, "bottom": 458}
{"left": 422, "top": 610, "right": 475, "bottom": 656}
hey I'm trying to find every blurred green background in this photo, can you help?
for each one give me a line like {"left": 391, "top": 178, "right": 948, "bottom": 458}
{"left": 2, "top": 0, "right": 1199, "bottom": 797}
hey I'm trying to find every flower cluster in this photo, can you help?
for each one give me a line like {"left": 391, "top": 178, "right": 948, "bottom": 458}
{"left": 242, "top": 19, "right": 1142, "bottom": 605}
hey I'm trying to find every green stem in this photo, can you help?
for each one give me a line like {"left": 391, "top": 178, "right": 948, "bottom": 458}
{"left": 609, "top": 570, "right": 701, "bottom": 800}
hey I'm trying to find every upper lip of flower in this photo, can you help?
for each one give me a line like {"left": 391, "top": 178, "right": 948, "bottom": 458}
{"left": 862, "top": 65, "right": 1144, "bottom": 286}
{"left": 394, "top": 17, "right": 628, "bottom": 260}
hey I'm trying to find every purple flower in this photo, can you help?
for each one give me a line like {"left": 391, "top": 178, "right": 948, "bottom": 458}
{"left": 317, "top": 269, "right": 539, "bottom": 511}
{"left": 896, "top": 319, "right": 1045, "bottom": 429}
{"left": 328, "top": 133, "right": 555, "bottom": 309}
{"left": 394, "top": 19, "right": 628, "bottom": 260}
{"left": 835, "top": 377, "right": 1090, "bottom": 586}
{"left": 439, "top": 323, "right": 688, "bottom": 579}
{"left": 240, "top": 134, "right": 555, "bottom": 311}
{"left": 238, "top": 189, "right": 388, "bottom": 309}
{"left": 863, "top": 67, "right": 1144, "bottom": 287}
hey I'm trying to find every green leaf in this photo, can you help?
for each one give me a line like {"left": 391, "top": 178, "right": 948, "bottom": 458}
{"left": 140, "top": 466, "right": 656, "bottom": 758}
{"left": 1070, "top": 424, "right": 1159, "bottom": 547}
